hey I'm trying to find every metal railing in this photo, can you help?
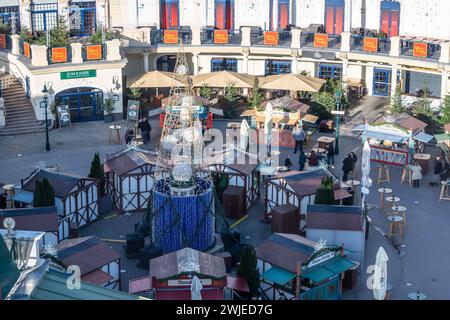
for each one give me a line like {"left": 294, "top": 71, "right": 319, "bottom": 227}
{"left": 47, "top": 46, "right": 72, "bottom": 64}
{"left": 81, "top": 44, "right": 106, "bottom": 62}
{"left": 250, "top": 30, "right": 292, "bottom": 47}
{"left": 150, "top": 28, "right": 192, "bottom": 45}
{"left": 300, "top": 33, "right": 341, "bottom": 50}
{"left": 200, "top": 28, "right": 242, "bottom": 45}
{"left": 350, "top": 35, "right": 391, "bottom": 54}
{"left": 18, "top": 39, "right": 32, "bottom": 59}
{"left": 400, "top": 40, "right": 441, "bottom": 60}
{"left": 0, "top": 34, "right": 12, "bottom": 51}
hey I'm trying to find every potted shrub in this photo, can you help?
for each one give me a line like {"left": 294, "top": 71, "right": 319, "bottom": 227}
{"left": 102, "top": 98, "right": 115, "bottom": 123}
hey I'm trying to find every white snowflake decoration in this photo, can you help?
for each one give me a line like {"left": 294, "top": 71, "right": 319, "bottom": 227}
{"left": 43, "top": 243, "right": 58, "bottom": 257}
{"left": 313, "top": 238, "right": 328, "bottom": 253}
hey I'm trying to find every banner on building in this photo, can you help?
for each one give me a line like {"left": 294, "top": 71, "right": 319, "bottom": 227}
{"left": 164, "top": 30, "right": 179, "bottom": 44}
{"left": 51, "top": 47, "right": 68, "bottom": 63}
{"left": 86, "top": 45, "right": 103, "bottom": 60}
{"left": 314, "top": 33, "right": 329, "bottom": 48}
{"left": 363, "top": 37, "right": 378, "bottom": 53}
{"left": 23, "top": 42, "right": 31, "bottom": 59}
{"left": 413, "top": 42, "right": 428, "bottom": 58}
{"left": 214, "top": 30, "right": 229, "bottom": 44}
{"left": 264, "top": 31, "right": 279, "bottom": 46}
{"left": 0, "top": 34, "right": 6, "bottom": 49}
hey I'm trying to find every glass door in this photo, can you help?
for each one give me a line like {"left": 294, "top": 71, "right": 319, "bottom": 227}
{"left": 373, "top": 69, "right": 391, "bottom": 96}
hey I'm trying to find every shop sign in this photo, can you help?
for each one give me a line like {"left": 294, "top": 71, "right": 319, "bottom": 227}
{"left": 167, "top": 278, "right": 212, "bottom": 287}
{"left": 307, "top": 251, "right": 335, "bottom": 269}
{"left": 51, "top": 47, "right": 68, "bottom": 63}
{"left": 413, "top": 42, "right": 428, "bottom": 58}
{"left": 60, "top": 69, "right": 97, "bottom": 80}
{"left": 164, "top": 30, "right": 179, "bottom": 44}
{"left": 23, "top": 42, "right": 31, "bottom": 59}
{"left": 264, "top": 31, "right": 279, "bottom": 46}
{"left": 214, "top": 30, "right": 229, "bottom": 44}
{"left": 314, "top": 33, "right": 329, "bottom": 48}
{"left": 86, "top": 45, "right": 103, "bottom": 60}
{"left": 0, "top": 34, "right": 6, "bottom": 49}
{"left": 57, "top": 105, "right": 72, "bottom": 127}
{"left": 127, "top": 100, "right": 140, "bottom": 121}
{"left": 363, "top": 37, "right": 378, "bottom": 53}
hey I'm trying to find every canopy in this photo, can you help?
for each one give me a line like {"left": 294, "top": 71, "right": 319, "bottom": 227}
{"left": 434, "top": 133, "right": 450, "bottom": 143}
{"left": 302, "top": 257, "right": 356, "bottom": 283}
{"left": 261, "top": 96, "right": 310, "bottom": 113}
{"left": 413, "top": 132, "right": 434, "bottom": 143}
{"left": 352, "top": 124, "right": 410, "bottom": 144}
{"left": 161, "top": 94, "right": 209, "bottom": 108}
{"left": 301, "top": 114, "right": 319, "bottom": 124}
{"left": 259, "top": 74, "right": 326, "bottom": 92}
{"left": 127, "top": 70, "right": 187, "bottom": 88}
{"left": 262, "top": 266, "right": 296, "bottom": 286}
{"left": 191, "top": 71, "right": 256, "bottom": 88}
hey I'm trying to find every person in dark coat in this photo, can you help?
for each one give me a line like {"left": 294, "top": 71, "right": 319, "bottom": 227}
{"left": 308, "top": 150, "right": 318, "bottom": 167}
{"left": 326, "top": 143, "right": 335, "bottom": 166}
{"left": 298, "top": 152, "right": 307, "bottom": 171}
{"left": 284, "top": 155, "right": 293, "bottom": 171}
{"left": 138, "top": 117, "right": 152, "bottom": 144}
{"left": 430, "top": 157, "right": 443, "bottom": 186}
{"left": 342, "top": 153, "right": 354, "bottom": 181}
{"left": 125, "top": 127, "right": 136, "bottom": 145}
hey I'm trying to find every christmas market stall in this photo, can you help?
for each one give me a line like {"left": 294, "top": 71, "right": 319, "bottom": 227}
{"left": 0, "top": 207, "right": 59, "bottom": 246}
{"left": 306, "top": 204, "right": 365, "bottom": 271}
{"left": 128, "top": 247, "right": 227, "bottom": 300}
{"left": 21, "top": 169, "right": 99, "bottom": 240}
{"left": 264, "top": 169, "right": 352, "bottom": 232}
{"left": 56, "top": 236, "right": 121, "bottom": 289}
{"left": 256, "top": 233, "right": 357, "bottom": 300}
{"left": 104, "top": 148, "right": 158, "bottom": 213}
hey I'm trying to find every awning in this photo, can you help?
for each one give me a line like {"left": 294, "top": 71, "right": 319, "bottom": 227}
{"left": 12, "top": 191, "right": 33, "bottom": 204}
{"left": 302, "top": 266, "right": 336, "bottom": 283}
{"left": 226, "top": 276, "right": 250, "bottom": 293}
{"left": 301, "top": 114, "right": 319, "bottom": 124}
{"left": 262, "top": 266, "right": 296, "bottom": 286}
{"left": 413, "top": 132, "right": 434, "bottom": 143}
{"left": 81, "top": 269, "right": 114, "bottom": 286}
{"left": 323, "top": 257, "right": 357, "bottom": 274}
{"left": 434, "top": 133, "right": 450, "bottom": 143}
{"left": 302, "top": 257, "right": 357, "bottom": 283}
{"left": 240, "top": 109, "right": 257, "bottom": 117}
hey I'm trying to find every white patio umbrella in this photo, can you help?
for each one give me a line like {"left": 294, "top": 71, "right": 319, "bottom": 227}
{"left": 373, "top": 246, "right": 389, "bottom": 300}
{"left": 264, "top": 102, "right": 273, "bottom": 158}
{"left": 191, "top": 276, "right": 203, "bottom": 300}
{"left": 361, "top": 139, "right": 372, "bottom": 203}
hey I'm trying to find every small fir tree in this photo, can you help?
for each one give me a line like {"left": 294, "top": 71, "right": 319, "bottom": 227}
{"left": 248, "top": 84, "right": 263, "bottom": 110}
{"left": 237, "top": 245, "right": 260, "bottom": 297}
{"left": 224, "top": 82, "right": 239, "bottom": 104}
{"left": 33, "top": 180, "right": 43, "bottom": 207}
{"left": 88, "top": 152, "right": 105, "bottom": 196}
{"left": 200, "top": 84, "right": 212, "bottom": 100}
{"left": 439, "top": 95, "right": 450, "bottom": 126}
{"left": 33, "top": 178, "right": 55, "bottom": 207}
{"left": 128, "top": 87, "right": 142, "bottom": 100}
{"left": 314, "top": 177, "right": 337, "bottom": 205}
{"left": 389, "top": 84, "right": 406, "bottom": 115}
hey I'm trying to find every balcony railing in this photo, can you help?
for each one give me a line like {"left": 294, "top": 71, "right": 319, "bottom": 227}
{"left": 81, "top": 44, "right": 106, "bottom": 62}
{"left": 19, "top": 39, "right": 32, "bottom": 60}
{"left": 47, "top": 46, "right": 73, "bottom": 64}
{"left": 300, "top": 32, "right": 341, "bottom": 50}
{"left": 0, "top": 34, "right": 12, "bottom": 51}
{"left": 251, "top": 30, "right": 292, "bottom": 47}
{"left": 350, "top": 35, "right": 391, "bottom": 54}
{"left": 150, "top": 28, "right": 192, "bottom": 45}
{"left": 400, "top": 39, "right": 441, "bottom": 60}
{"left": 200, "top": 28, "right": 242, "bottom": 45}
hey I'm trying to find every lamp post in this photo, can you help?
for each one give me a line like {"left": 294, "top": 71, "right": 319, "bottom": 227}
{"left": 41, "top": 84, "right": 50, "bottom": 151}
{"left": 334, "top": 90, "right": 342, "bottom": 155}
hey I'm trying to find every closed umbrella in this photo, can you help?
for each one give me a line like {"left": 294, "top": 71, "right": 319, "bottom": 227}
{"left": 191, "top": 276, "right": 203, "bottom": 300}
{"left": 361, "top": 139, "right": 372, "bottom": 201}
{"left": 264, "top": 102, "right": 273, "bottom": 157}
{"left": 259, "top": 73, "right": 326, "bottom": 92}
{"left": 373, "top": 246, "right": 389, "bottom": 300}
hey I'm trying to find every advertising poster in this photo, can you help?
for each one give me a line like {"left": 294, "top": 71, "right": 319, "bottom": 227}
{"left": 214, "top": 30, "right": 229, "bottom": 44}
{"left": 314, "top": 33, "right": 329, "bottom": 48}
{"left": 264, "top": 31, "right": 279, "bottom": 46}
{"left": 127, "top": 100, "right": 140, "bottom": 122}
{"left": 86, "top": 45, "right": 103, "bottom": 60}
{"left": 164, "top": 30, "right": 179, "bottom": 44}
{"left": 51, "top": 47, "right": 68, "bottom": 63}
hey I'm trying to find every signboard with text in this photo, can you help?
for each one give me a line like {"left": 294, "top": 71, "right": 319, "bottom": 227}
{"left": 127, "top": 100, "right": 140, "bottom": 121}
{"left": 86, "top": 45, "right": 103, "bottom": 60}
{"left": 314, "top": 33, "right": 329, "bottom": 48}
{"left": 264, "top": 31, "right": 279, "bottom": 46}
{"left": 363, "top": 37, "right": 378, "bottom": 53}
{"left": 60, "top": 69, "right": 97, "bottom": 80}
{"left": 214, "top": 30, "right": 229, "bottom": 44}
{"left": 51, "top": 47, "right": 68, "bottom": 63}
{"left": 164, "top": 30, "right": 179, "bottom": 44}
{"left": 413, "top": 42, "right": 428, "bottom": 58}
{"left": 57, "top": 105, "right": 72, "bottom": 127}
{"left": 0, "top": 34, "right": 6, "bottom": 49}
{"left": 23, "top": 42, "right": 31, "bottom": 58}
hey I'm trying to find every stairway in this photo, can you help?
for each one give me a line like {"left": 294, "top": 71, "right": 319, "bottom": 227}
{"left": 0, "top": 74, "right": 45, "bottom": 136}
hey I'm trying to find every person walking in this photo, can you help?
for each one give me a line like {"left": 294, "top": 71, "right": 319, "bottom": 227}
{"left": 350, "top": 151, "right": 358, "bottom": 176}
{"left": 342, "top": 153, "right": 354, "bottom": 182}
{"left": 308, "top": 150, "right": 318, "bottom": 167}
{"left": 138, "top": 116, "right": 152, "bottom": 144}
{"left": 298, "top": 151, "right": 307, "bottom": 171}
{"left": 326, "top": 143, "right": 335, "bottom": 167}
{"left": 292, "top": 125, "right": 306, "bottom": 154}
{"left": 411, "top": 163, "right": 422, "bottom": 188}
{"left": 284, "top": 155, "right": 293, "bottom": 171}
{"left": 430, "top": 157, "right": 443, "bottom": 186}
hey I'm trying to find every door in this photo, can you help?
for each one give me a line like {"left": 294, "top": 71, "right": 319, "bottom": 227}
{"left": 325, "top": 0, "right": 344, "bottom": 35}
{"left": 373, "top": 69, "right": 391, "bottom": 96}
{"left": 56, "top": 89, "right": 104, "bottom": 122}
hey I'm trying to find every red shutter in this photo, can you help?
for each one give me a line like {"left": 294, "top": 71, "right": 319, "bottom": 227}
{"left": 206, "top": 112, "right": 213, "bottom": 129}
{"left": 279, "top": 3, "right": 289, "bottom": 29}
{"left": 160, "top": 114, "right": 165, "bottom": 128}
{"left": 335, "top": 6, "right": 343, "bottom": 35}
{"left": 169, "top": 3, "right": 179, "bottom": 28}
{"left": 391, "top": 11, "right": 399, "bottom": 36}
{"left": 161, "top": 3, "right": 168, "bottom": 29}
{"left": 381, "top": 10, "right": 389, "bottom": 35}
{"left": 226, "top": 0, "right": 233, "bottom": 30}
{"left": 325, "top": 7, "right": 334, "bottom": 34}
{"left": 215, "top": 2, "right": 225, "bottom": 29}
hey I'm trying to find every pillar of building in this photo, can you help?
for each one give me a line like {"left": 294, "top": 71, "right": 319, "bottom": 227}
{"left": 19, "top": 0, "right": 32, "bottom": 31}
{"left": 241, "top": 48, "right": 249, "bottom": 74}
{"left": 390, "top": 36, "right": 401, "bottom": 57}
{"left": 441, "top": 71, "right": 449, "bottom": 98}
{"left": 344, "top": 0, "right": 353, "bottom": 32}
{"left": 290, "top": 28, "right": 301, "bottom": 49}
{"left": 11, "top": 35, "right": 20, "bottom": 56}
{"left": 340, "top": 32, "right": 352, "bottom": 52}
{"left": 191, "top": 26, "right": 202, "bottom": 46}
{"left": 30, "top": 45, "right": 49, "bottom": 67}
{"left": 142, "top": 53, "right": 150, "bottom": 72}
{"left": 273, "top": 0, "right": 279, "bottom": 30}
{"left": 106, "top": 39, "right": 122, "bottom": 61}
{"left": 439, "top": 42, "right": 450, "bottom": 64}
{"left": 241, "top": 27, "right": 251, "bottom": 47}
{"left": 70, "top": 43, "right": 83, "bottom": 64}
{"left": 192, "top": 53, "right": 199, "bottom": 75}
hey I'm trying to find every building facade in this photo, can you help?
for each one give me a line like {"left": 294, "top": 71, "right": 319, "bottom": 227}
{"left": 1, "top": 0, "right": 450, "bottom": 125}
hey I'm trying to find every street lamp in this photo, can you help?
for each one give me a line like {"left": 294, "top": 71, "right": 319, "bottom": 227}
{"left": 334, "top": 90, "right": 342, "bottom": 155}
{"left": 41, "top": 84, "right": 50, "bottom": 151}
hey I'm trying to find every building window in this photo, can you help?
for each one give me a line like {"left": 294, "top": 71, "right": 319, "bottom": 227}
{"left": 160, "top": 0, "right": 179, "bottom": 29}
{"left": 69, "top": 1, "right": 97, "bottom": 36}
{"left": 0, "top": 6, "right": 20, "bottom": 31}
{"left": 215, "top": 0, "right": 234, "bottom": 30}
{"left": 278, "top": 0, "right": 289, "bottom": 30}
{"left": 265, "top": 60, "right": 291, "bottom": 76}
{"left": 211, "top": 58, "right": 237, "bottom": 72}
{"left": 380, "top": 1, "right": 400, "bottom": 37}
{"left": 30, "top": 3, "right": 58, "bottom": 33}
{"left": 324, "top": 0, "right": 344, "bottom": 35}
{"left": 319, "top": 63, "right": 342, "bottom": 80}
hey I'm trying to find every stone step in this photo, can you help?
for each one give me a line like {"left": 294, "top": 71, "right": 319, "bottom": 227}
{"left": 0, "top": 127, "right": 45, "bottom": 136}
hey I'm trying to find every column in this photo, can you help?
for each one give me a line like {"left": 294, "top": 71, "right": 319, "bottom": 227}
{"left": 192, "top": 53, "right": 199, "bottom": 75}
{"left": 142, "top": 53, "right": 150, "bottom": 72}
{"left": 292, "top": 56, "right": 298, "bottom": 74}
{"left": 441, "top": 71, "right": 449, "bottom": 98}
{"left": 290, "top": 28, "right": 301, "bottom": 49}
{"left": 241, "top": 49, "right": 249, "bottom": 74}
{"left": 241, "top": 27, "right": 251, "bottom": 47}
{"left": 30, "top": 45, "right": 49, "bottom": 67}
{"left": 19, "top": 0, "right": 32, "bottom": 31}
{"left": 366, "top": 66, "right": 374, "bottom": 96}
{"left": 191, "top": 26, "right": 201, "bottom": 46}
{"left": 70, "top": 43, "right": 83, "bottom": 64}
{"left": 391, "top": 64, "right": 398, "bottom": 95}
{"left": 344, "top": 0, "right": 352, "bottom": 32}
{"left": 273, "top": 0, "right": 278, "bottom": 30}
{"left": 439, "top": 42, "right": 450, "bottom": 64}
{"left": 11, "top": 35, "right": 20, "bottom": 56}
{"left": 390, "top": 36, "right": 401, "bottom": 57}
{"left": 106, "top": 39, "right": 121, "bottom": 61}
{"left": 340, "top": 32, "right": 352, "bottom": 52}
{"left": 342, "top": 59, "right": 348, "bottom": 84}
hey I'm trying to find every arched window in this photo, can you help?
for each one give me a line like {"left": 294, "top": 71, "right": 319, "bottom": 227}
{"left": 215, "top": 0, "right": 234, "bottom": 30}
{"left": 380, "top": 1, "right": 400, "bottom": 37}
{"left": 160, "top": 0, "right": 179, "bottom": 30}
{"left": 324, "top": 0, "right": 344, "bottom": 35}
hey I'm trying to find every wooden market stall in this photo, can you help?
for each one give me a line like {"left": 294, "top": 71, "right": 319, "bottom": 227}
{"left": 104, "top": 148, "right": 157, "bottom": 213}
{"left": 128, "top": 247, "right": 227, "bottom": 300}
{"left": 256, "top": 233, "right": 357, "bottom": 300}
{"left": 0, "top": 207, "right": 59, "bottom": 245}
{"left": 264, "top": 169, "right": 352, "bottom": 232}
{"left": 56, "top": 236, "right": 121, "bottom": 290}
{"left": 306, "top": 204, "right": 365, "bottom": 273}
{"left": 21, "top": 169, "right": 99, "bottom": 240}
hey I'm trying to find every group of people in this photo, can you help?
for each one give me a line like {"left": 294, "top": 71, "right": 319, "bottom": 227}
{"left": 125, "top": 116, "right": 152, "bottom": 145}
